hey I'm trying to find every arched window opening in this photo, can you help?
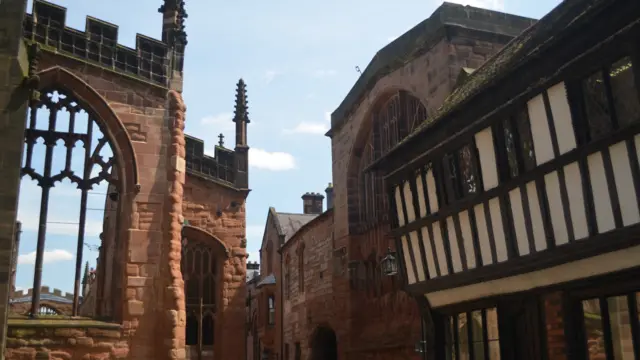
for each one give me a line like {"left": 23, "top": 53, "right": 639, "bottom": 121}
{"left": 38, "top": 305, "right": 59, "bottom": 316}
{"left": 181, "top": 236, "right": 218, "bottom": 350}
{"left": 17, "top": 89, "right": 118, "bottom": 318}
{"left": 268, "top": 295, "right": 275, "bottom": 325}
{"left": 354, "top": 91, "right": 427, "bottom": 231}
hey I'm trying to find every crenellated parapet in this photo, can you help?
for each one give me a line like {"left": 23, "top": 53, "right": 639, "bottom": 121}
{"left": 23, "top": 0, "right": 178, "bottom": 86}
{"left": 9, "top": 287, "right": 75, "bottom": 303}
{"left": 185, "top": 135, "right": 237, "bottom": 186}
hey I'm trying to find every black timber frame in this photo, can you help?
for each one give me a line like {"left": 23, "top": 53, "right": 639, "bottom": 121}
{"left": 381, "top": 0, "right": 640, "bottom": 296}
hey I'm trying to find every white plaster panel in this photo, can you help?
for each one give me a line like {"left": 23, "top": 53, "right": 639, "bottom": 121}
{"left": 402, "top": 236, "right": 416, "bottom": 284}
{"left": 421, "top": 226, "right": 438, "bottom": 279}
{"left": 547, "top": 82, "right": 577, "bottom": 155}
{"left": 609, "top": 141, "right": 640, "bottom": 226}
{"left": 458, "top": 210, "right": 476, "bottom": 270}
{"left": 426, "top": 169, "right": 439, "bottom": 213}
{"left": 409, "top": 231, "right": 426, "bottom": 282}
{"left": 544, "top": 171, "right": 570, "bottom": 246}
{"left": 489, "top": 198, "right": 508, "bottom": 262}
{"left": 415, "top": 173, "right": 428, "bottom": 218}
{"left": 473, "top": 203, "right": 494, "bottom": 266}
{"left": 528, "top": 94, "right": 555, "bottom": 165}
{"left": 446, "top": 217, "right": 463, "bottom": 273}
{"left": 403, "top": 181, "right": 416, "bottom": 223}
{"left": 395, "top": 186, "right": 405, "bottom": 226}
{"left": 588, "top": 152, "right": 616, "bottom": 233}
{"left": 508, "top": 188, "right": 530, "bottom": 256}
{"left": 427, "top": 245, "right": 640, "bottom": 308}
{"left": 432, "top": 222, "right": 449, "bottom": 276}
{"left": 475, "top": 127, "right": 499, "bottom": 191}
{"left": 526, "top": 181, "right": 548, "bottom": 252}
{"left": 564, "top": 162, "right": 589, "bottom": 240}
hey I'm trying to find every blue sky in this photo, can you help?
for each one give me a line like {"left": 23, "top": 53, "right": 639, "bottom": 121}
{"left": 16, "top": 0, "right": 562, "bottom": 294}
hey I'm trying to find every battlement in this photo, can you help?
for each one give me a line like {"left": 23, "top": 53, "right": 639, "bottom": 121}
{"left": 10, "top": 286, "right": 74, "bottom": 302}
{"left": 185, "top": 134, "right": 236, "bottom": 185}
{"left": 23, "top": 0, "right": 178, "bottom": 86}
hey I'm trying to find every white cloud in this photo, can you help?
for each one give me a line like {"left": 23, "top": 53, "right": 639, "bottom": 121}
{"left": 18, "top": 249, "right": 74, "bottom": 265}
{"left": 200, "top": 112, "right": 234, "bottom": 130}
{"left": 283, "top": 122, "right": 329, "bottom": 135}
{"left": 264, "top": 70, "right": 282, "bottom": 84}
{"left": 311, "top": 69, "right": 337, "bottom": 78}
{"left": 249, "top": 148, "right": 296, "bottom": 171}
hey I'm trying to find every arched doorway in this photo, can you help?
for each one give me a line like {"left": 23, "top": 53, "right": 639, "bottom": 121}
{"left": 181, "top": 225, "right": 228, "bottom": 360}
{"left": 310, "top": 325, "right": 338, "bottom": 360}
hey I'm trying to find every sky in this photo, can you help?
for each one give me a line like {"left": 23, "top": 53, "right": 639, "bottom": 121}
{"left": 15, "top": 0, "right": 563, "bottom": 295}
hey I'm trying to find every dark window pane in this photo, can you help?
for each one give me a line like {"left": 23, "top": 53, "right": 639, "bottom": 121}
{"left": 514, "top": 109, "right": 537, "bottom": 172}
{"left": 502, "top": 119, "right": 519, "bottom": 179}
{"left": 583, "top": 298, "right": 606, "bottom": 360}
{"left": 472, "top": 310, "right": 486, "bottom": 360}
{"left": 609, "top": 57, "right": 640, "bottom": 128}
{"left": 607, "top": 295, "right": 634, "bottom": 360}
{"left": 445, "top": 316, "right": 457, "bottom": 360}
{"left": 459, "top": 145, "right": 477, "bottom": 195}
{"left": 583, "top": 71, "right": 613, "bottom": 140}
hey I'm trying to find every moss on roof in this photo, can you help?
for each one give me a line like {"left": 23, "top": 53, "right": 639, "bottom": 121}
{"left": 392, "top": 0, "right": 607, "bottom": 151}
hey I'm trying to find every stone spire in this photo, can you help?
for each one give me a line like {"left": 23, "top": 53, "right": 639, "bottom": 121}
{"left": 233, "top": 79, "right": 249, "bottom": 146}
{"left": 233, "top": 79, "right": 250, "bottom": 124}
{"left": 232, "top": 79, "right": 249, "bottom": 189}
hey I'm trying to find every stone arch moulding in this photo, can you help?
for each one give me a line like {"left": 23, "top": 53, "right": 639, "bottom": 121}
{"left": 36, "top": 66, "right": 140, "bottom": 194}
{"left": 181, "top": 225, "right": 231, "bottom": 258}
{"left": 345, "top": 87, "right": 426, "bottom": 230}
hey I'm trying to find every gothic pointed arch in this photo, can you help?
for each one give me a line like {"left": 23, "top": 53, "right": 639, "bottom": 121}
{"left": 346, "top": 89, "right": 428, "bottom": 234}
{"left": 181, "top": 225, "right": 230, "bottom": 258}
{"left": 36, "top": 66, "right": 139, "bottom": 194}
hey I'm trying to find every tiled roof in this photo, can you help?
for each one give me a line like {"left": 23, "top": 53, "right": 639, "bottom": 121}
{"left": 274, "top": 212, "right": 318, "bottom": 243}
{"left": 393, "top": 0, "right": 608, "bottom": 152}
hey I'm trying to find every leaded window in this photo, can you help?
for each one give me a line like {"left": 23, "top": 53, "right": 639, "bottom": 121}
{"left": 579, "top": 56, "right": 640, "bottom": 142}
{"left": 580, "top": 292, "right": 640, "bottom": 360}
{"left": 182, "top": 237, "right": 217, "bottom": 348}
{"left": 354, "top": 91, "right": 428, "bottom": 231}
{"left": 444, "top": 307, "right": 501, "bottom": 360}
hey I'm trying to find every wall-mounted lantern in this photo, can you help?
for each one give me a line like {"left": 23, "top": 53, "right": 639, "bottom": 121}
{"left": 381, "top": 247, "right": 398, "bottom": 276}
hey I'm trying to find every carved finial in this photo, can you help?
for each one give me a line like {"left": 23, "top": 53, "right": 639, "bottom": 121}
{"left": 218, "top": 133, "right": 225, "bottom": 147}
{"left": 233, "top": 79, "right": 250, "bottom": 123}
{"left": 158, "top": 0, "right": 188, "bottom": 46}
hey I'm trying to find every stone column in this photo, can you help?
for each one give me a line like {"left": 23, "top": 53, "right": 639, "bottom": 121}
{"left": 163, "top": 89, "right": 187, "bottom": 360}
{"left": 0, "top": 0, "right": 29, "bottom": 357}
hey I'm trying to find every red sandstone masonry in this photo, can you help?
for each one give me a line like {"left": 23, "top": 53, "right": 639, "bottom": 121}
{"left": 544, "top": 292, "right": 568, "bottom": 360}
{"left": 162, "top": 90, "right": 187, "bottom": 360}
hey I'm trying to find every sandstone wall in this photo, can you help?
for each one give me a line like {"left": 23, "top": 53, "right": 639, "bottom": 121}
{"left": 329, "top": 32, "right": 511, "bottom": 360}
{"left": 282, "top": 212, "right": 334, "bottom": 360}
{"left": 182, "top": 174, "right": 248, "bottom": 360}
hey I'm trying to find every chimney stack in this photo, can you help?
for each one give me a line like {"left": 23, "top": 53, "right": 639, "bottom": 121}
{"left": 325, "top": 183, "right": 334, "bottom": 210}
{"left": 247, "top": 261, "right": 260, "bottom": 271}
{"left": 302, "top": 192, "right": 324, "bottom": 214}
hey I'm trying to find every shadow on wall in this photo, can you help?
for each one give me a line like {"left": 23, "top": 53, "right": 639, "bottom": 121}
{"left": 310, "top": 325, "right": 337, "bottom": 360}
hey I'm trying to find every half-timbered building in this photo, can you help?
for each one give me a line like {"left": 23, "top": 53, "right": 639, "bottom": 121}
{"left": 372, "top": 0, "right": 640, "bottom": 359}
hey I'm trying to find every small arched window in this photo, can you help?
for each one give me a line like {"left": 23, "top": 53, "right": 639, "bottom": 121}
{"left": 38, "top": 305, "right": 59, "bottom": 316}
{"left": 354, "top": 91, "right": 427, "bottom": 232}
